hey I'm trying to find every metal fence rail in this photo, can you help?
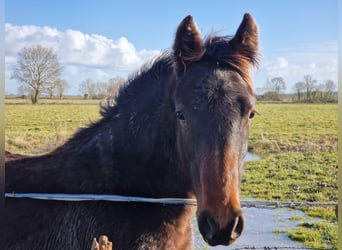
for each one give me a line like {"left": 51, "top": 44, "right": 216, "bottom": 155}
{"left": 5, "top": 193, "right": 338, "bottom": 209}
{"left": 240, "top": 200, "right": 338, "bottom": 209}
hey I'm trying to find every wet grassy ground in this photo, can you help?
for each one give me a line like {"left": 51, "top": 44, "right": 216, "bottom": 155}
{"left": 243, "top": 103, "right": 338, "bottom": 249}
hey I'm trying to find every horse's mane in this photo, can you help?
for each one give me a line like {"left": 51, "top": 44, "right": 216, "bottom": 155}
{"left": 99, "top": 51, "right": 174, "bottom": 119}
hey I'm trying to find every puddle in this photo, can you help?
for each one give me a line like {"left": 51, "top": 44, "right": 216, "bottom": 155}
{"left": 192, "top": 207, "right": 319, "bottom": 249}
{"left": 245, "top": 152, "right": 261, "bottom": 161}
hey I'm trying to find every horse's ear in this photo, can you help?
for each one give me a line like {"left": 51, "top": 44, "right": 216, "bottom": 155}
{"left": 173, "top": 15, "right": 205, "bottom": 74}
{"left": 229, "top": 13, "right": 259, "bottom": 67}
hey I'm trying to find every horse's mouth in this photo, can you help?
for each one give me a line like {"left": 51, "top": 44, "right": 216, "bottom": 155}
{"left": 199, "top": 212, "right": 244, "bottom": 246}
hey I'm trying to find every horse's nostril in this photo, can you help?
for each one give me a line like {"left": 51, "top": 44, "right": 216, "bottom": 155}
{"left": 198, "top": 211, "right": 244, "bottom": 246}
{"left": 198, "top": 211, "right": 219, "bottom": 242}
{"left": 230, "top": 215, "right": 244, "bottom": 240}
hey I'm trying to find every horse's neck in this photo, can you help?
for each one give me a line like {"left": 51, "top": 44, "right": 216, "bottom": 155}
{"left": 6, "top": 62, "right": 192, "bottom": 198}
{"left": 6, "top": 117, "right": 191, "bottom": 198}
{"left": 5, "top": 118, "right": 195, "bottom": 249}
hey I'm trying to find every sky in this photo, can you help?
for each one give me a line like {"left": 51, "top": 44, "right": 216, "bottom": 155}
{"left": 4, "top": 0, "right": 338, "bottom": 95}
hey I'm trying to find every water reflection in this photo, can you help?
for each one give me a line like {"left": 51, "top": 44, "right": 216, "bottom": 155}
{"left": 245, "top": 152, "right": 261, "bottom": 161}
{"left": 193, "top": 208, "right": 313, "bottom": 249}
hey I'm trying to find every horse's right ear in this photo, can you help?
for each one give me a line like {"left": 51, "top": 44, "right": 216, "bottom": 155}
{"left": 229, "top": 13, "right": 259, "bottom": 67}
{"left": 173, "top": 15, "right": 205, "bottom": 74}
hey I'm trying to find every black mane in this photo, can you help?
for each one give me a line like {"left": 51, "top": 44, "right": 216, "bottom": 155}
{"left": 100, "top": 52, "right": 174, "bottom": 120}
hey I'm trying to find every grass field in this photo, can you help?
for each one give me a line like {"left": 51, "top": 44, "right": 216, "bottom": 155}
{"left": 5, "top": 101, "right": 101, "bottom": 154}
{"left": 245, "top": 103, "right": 338, "bottom": 249}
{"left": 5, "top": 100, "right": 338, "bottom": 249}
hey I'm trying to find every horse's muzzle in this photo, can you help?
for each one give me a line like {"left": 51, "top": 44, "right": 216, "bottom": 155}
{"left": 198, "top": 211, "right": 244, "bottom": 246}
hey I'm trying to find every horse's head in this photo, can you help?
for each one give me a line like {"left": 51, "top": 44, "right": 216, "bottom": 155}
{"left": 172, "top": 14, "right": 259, "bottom": 246}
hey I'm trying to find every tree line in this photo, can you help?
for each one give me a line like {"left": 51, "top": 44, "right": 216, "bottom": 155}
{"left": 78, "top": 77, "right": 125, "bottom": 100}
{"left": 293, "top": 75, "right": 336, "bottom": 102}
{"left": 262, "top": 75, "right": 337, "bottom": 102}
{"left": 10, "top": 44, "right": 337, "bottom": 104}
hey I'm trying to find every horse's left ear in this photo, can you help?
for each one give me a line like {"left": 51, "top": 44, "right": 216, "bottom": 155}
{"left": 173, "top": 15, "right": 205, "bottom": 74}
{"left": 229, "top": 13, "right": 259, "bottom": 67}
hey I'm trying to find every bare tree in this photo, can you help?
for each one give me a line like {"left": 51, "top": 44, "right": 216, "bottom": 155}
{"left": 264, "top": 76, "right": 286, "bottom": 100}
{"left": 55, "top": 80, "right": 69, "bottom": 99}
{"left": 294, "top": 81, "right": 305, "bottom": 101}
{"left": 79, "top": 77, "right": 126, "bottom": 100}
{"left": 270, "top": 77, "right": 286, "bottom": 93}
{"left": 103, "top": 76, "right": 127, "bottom": 106}
{"left": 11, "top": 44, "right": 62, "bottom": 104}
{"left": 314, "top": 83, "right": 325, "bottom": 101}
{"left": 79, "top": 78, "right": 97, "bottom": 99}
{"left": 96, "top": 81, "right": 109, "bottom": 99}
{"left": 303, "top": 75, "right": 317, "bottom": 101}
{"left": 45, "top": 81, "right": 58, "bottom": 98}
{"left": 107, "top": 76, "right": 126, "bottom": 97}
{"left": 323, "top": 79, "right": 336, "bottom": 102}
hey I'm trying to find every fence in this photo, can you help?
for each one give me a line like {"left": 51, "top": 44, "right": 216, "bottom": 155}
{"left": 4, "top": 192, "right": 338, "bottom": 209}
{"left": 6, "top": 193, "right": 337, "bottom": 250}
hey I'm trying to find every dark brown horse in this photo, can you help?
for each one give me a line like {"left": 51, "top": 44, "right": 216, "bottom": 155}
{"left": 3, "top": 13, "right": 259, "bottom": 249}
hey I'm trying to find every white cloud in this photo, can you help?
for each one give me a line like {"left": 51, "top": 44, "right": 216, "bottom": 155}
{"left": 6, "top": 23, "right": 337, "bottom": 96}
{"left": 263, "top": 57, "right": 291, "bottom": 76}
{"left": 5, "top": 24, "right": 60, "bottom": 55}
{"left": 253, "top": 42, "right": 338, "bottom": 93}
{"left": 5, "top": 23, "right": 161, "bottom": 94}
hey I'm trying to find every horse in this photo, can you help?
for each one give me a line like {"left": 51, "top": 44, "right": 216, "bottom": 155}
{"left": 3, "top": 13, "right": 259, "bottom": 249}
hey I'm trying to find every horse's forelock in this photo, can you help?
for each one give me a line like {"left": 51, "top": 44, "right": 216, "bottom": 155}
{"left": 203, "top": 35, "right": 259, "bottom": 89}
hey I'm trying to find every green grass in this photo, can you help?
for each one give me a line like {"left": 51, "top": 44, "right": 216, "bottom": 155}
{"left": 242, "top": 103, "right": 338, "bottom": 249}
{"left": 249, "top": 104, "right": 337, "bottom": 155}
{"left": 5, "top": 101, "right": 338, "bottom": 248}
{"left": 5, "top": 103, "right": 101, "bottom": 154}
{"left": 242, "top": 152, "right": 337, "bottom": 203}
{"left": 286, "top": 221, "right": 338, "bottom": 249}
{"left": 288, "top": 215, "right": 304, "bottom": 221}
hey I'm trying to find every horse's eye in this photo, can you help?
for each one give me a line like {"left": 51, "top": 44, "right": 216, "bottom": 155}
{"left": 176, "top": 111, "right": 186, "bottom": 121}
{"left": 249, "top": 111, "right": 256, "bottom": 119}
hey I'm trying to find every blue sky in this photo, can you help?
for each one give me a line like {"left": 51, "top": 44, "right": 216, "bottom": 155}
{"left": 5, "top": 0, "right": 338, "bottom": 95}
